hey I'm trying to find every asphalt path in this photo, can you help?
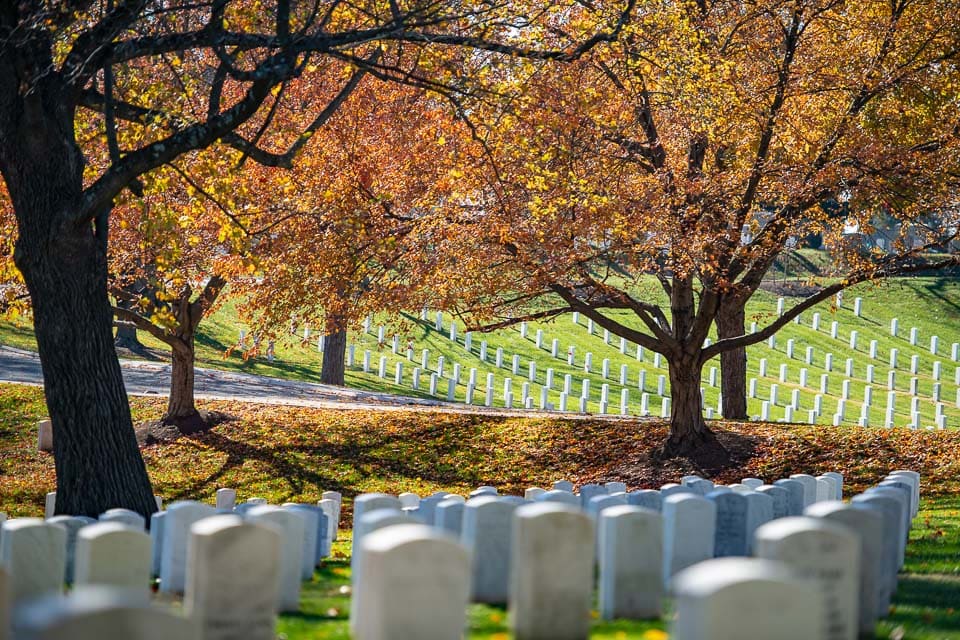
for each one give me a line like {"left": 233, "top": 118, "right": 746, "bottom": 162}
{"left": 0, "top": 345, "right": 618, "bottom": 419}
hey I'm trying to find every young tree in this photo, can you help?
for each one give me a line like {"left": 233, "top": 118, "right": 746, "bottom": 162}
{"left": 232, "top": 80, "right": 467, "bottom": 386}
{"left": 0, "top": 1, "right": 633, "bottom": 518}
{"left": 437, "top": 0, "right": 960, "bottom": 464}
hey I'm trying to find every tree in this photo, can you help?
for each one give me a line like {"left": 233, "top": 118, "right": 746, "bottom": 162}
{"left": 0, "top": 1, "right": 633, "bottom": 518}
{"left": 434, "top": 0, "right": 960, "bottom": 465}
{"left": 231, "top": 79, "right": 470, "bottom": 386}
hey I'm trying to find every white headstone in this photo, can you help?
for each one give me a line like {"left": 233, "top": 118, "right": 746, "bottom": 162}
{"left": 12, "top": 586, "right": 199, "bottom": 640}
{"left": 245, "top": 506, "right": 305, "bottom": 612}
{"left": 509, "top": 503, "right": 593, "bottom": 640}
{"left": 598, "top": 506, "right": 662, "bottom": 619}
{"left": 662, "top": 494, "right": 716, "bottom": 583}
{"left": 354, "top": 525, "right": 470, "bottom": 640}
{"left": 73, "top": 523, "right": 150, "bottom": 604}
{"left": 671, "top": 558, "right": 822, "bottom": 640}
{"left": 159, "top": 501, "right": 216, "bottom": 594}
{"left": 0, "top": 519, "right": 66, "bottom": 606}
{"left": 461, "top": 497, "right": 519, "bottom": 603}
{"left": 805, "top": 502, "right": 883, "bottom": 635}
{"left": 755, "top": 517, "right": 860, "bottom": 640}
{"left": 184, "top": 515, "right": 281, "bottom": 640}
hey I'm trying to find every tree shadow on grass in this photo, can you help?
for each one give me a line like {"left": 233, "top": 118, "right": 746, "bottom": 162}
{"left": 160, "top": 415, "right": 524, "bottom": 503}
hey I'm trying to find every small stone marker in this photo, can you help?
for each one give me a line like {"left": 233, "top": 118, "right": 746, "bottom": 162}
{"left": 281, "top": 504, "right": 322, "bottom": 575}
{"left": 850, "top": 494, "right": 900, "bottom": 611}
{"left": 510, "top": 503, "right": 593, "bottom": 640}
{"left": 44, "top": 492, "right": 56, "bottom": 520}
{"left": 755, "top": 516, "right": 860, "bottom": 640}
{"left": 578, "top": 483, "right": 607, "bottom": 507}
{"left": 355, "top": 525, "right": 470, "bottom": 640}
{"left": 149, "top": 511, "right": 165, "bottom": 577}
{"left": 756, "top": 485, "right": 790, "bottom": 519}
{"left": 352, "top": 494, "right": 402, "bottom": 532}
{"left": 215, "top": 489, "right": 237, "bottom": 512}
{"left": 461, "top": 497, "right": 519, "bottom": 604}
{"left": 37, "top": 420, "right": 53, "bottom": 453}
{"left": 671, "top": 558, "right": 822, "bottom": 640}
{"left": 184, "top": 515, "right": 282, "bottom": 640}
{"left": 598, "top": 506, "right": 662, "bottom": 619}
{"left": 73, "top": 523, "right": 151, "bottom": 604}
{"left": 46, "top": 516, "right": 90, "bottom": 584}
{"left": 0, "top": 518, "right": 66, "bottom": 606}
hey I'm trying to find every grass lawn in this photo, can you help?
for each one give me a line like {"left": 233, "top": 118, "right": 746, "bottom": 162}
{"left": 2, "top": 276, "right": 959, "bottom": 429}
{"left": 2, "top": 383, "right": 959, "bottom": 638}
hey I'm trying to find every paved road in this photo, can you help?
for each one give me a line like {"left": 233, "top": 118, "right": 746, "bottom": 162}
{"left": 0, "top": 345, "right": 613, "bottom": 419}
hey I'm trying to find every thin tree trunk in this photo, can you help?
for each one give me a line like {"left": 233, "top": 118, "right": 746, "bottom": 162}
{"left": 716, "top": 297, "right": 748, "bottom": 420}
{"left": 321, "top": 327, "right": 347, "bottom": 386}
{"left": 114, "top": 321, "right": 142, "bottom": 349}
{"left": 167, "top": 338, "right": 198, "bottom": 422}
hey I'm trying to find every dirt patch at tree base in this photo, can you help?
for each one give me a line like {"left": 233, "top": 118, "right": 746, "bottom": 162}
{"left": 585, "top": 428, "right": 764, "bottom": 488}
{"left": 136, "top": 410, "right": 235, "bottom": 446}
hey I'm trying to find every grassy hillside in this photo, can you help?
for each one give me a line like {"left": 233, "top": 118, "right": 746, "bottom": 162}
{"left": 2, "top": 277, "right": 959, "bottom": 429}
{"left": 1, "top": 384, "right": 959, "bottom": 638}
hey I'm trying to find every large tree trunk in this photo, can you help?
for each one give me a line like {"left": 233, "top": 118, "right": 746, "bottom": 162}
{"left": 716, "top": 297, "right": 748, "bottom": 420}
{"left": 321, "top": 327, "right": 347, "bottom": 386}
{"left": 663, "top": 354, "right": 711, "bottom": 454}
{"left": 3, "top": 82, "right": 156, "bottom": 519}
{"left": 662, "top": 353, "right": 730, "bottom": 468}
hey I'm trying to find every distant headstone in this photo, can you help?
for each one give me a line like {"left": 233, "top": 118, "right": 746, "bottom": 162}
{"left": 535, "top": 490, "right": 580, "bottom": 506}
{"left": 46, "top": 516, "right": 89, "bottom": 584}
{"left": 708, "top": 491, "right": 749, "bottom": 557}
{"left": 772, "top": 479, "right": 805, "bottom": 516}
{"left": 627, "top": 490, "right": 663, "bottom": 512}
{"left": 215, "top": 489, "right": 237, "bottom": 511}
{"left": 37, "top": 420, "right": 53, "bottom": 453}
{"left": 98, "top": 509, "right": 145, "bottom": 531}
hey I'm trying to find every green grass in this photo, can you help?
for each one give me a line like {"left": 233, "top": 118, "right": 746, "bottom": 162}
{"left": 2, "top": 277, "right": 958, "bottom": 430}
